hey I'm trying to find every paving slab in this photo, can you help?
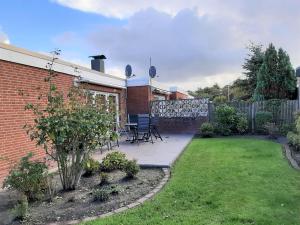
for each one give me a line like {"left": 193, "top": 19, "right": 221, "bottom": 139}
{"left": 93, "top": 134, "right": 193, "bottom": 168}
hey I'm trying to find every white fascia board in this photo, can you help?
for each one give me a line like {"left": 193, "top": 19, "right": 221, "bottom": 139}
{"left": 127, "top": 77, "right": 171, "bottom": 94}
{"left": 0, "top": 43, "right": 126, "bottom": 89}
{"left": 126, "top": 76, "right": 150, "bottom": 86}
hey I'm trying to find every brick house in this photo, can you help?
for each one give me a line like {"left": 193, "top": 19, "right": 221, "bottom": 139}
{"left": 127, "top": 77, "right": 192, "bottom": 115}
{"left": 0, "top": 43, "right": 192, "bottom": 182}
{"left": 0, "top": 43, "right": 126, "bottom": 182}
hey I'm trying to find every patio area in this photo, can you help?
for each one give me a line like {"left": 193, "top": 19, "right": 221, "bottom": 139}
{"left": 93, "top": 134, "right": 194, "bottom": 168}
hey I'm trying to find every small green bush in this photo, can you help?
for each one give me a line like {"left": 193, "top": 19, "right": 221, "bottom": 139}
{"left": 215, "top": 104, "right": 236, "bottom": 135}
{"left": 93, "top": 188, "right": 110, "bottom": 202}
{"left": 236, "top": 113, "right": 248, "bottom": 134}
{"left": 13, "top": 195, "right": 29, "bottom": 221}
{"left": 101, "top": 152, "right": 127, "bottom": 171}
{"left": 83, "top": 157, "right": 100, "bottom": 176}
{"left": 200, "top": 122, "right": 214, "bottom": 137}
{"left": 123, "top": 159, "right": 140, "bottom": 178}
{"left": 287, "top": 132, "right": 300, "bottom": 151}
{"left": 99, "top": 172, "right": 109, "bottom": 185}
{"left": 280, "top": 123, "right": 296, "bottom": 136}
{"left": 109, "top": 184, "right": 122, "bottom": 195}
{"left": 255, "top": 111, "right": 273, "bottom": 133}
{"left": 3, "top": 153, "right": 48, "bottom": 201}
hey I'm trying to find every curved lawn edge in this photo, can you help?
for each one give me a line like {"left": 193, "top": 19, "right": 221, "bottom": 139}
{"left": 81, "top": 137, "right": 300, "bottom": 225}
{"left": 283, "top": 143, "right": 300, "bottom": 170}
{"left": 46, "top": 168, "right": 170, "bottom": 225}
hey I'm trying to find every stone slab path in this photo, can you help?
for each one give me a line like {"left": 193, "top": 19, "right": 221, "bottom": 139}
{"left": 93, "top": 134, "right": 194, "bottom": 167}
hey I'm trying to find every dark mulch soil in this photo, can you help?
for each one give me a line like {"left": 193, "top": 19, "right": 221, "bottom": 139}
{"left": 0, "top": 168, "right": 164, "bottom": 225}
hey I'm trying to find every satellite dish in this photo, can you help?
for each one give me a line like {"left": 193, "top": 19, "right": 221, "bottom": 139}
{"left": 149, "top": 65, "right": 156, "bottom": 78}
{"left": 125, "top": 64, "right": 132, "bottom": 78}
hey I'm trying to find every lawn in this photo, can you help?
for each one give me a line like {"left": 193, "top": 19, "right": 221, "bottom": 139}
{"left": 83, "top": 138, "right": 300, "bottom": 225}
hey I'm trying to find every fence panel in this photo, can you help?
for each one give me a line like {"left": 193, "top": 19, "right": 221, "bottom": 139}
{"left": 209, "top": 99, "right": 299, "bottom": 132}
{"left": 151, "top": 98, "right": 209, "bottom": 118}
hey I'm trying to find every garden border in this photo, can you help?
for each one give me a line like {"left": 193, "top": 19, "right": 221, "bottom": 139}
{"left": 282, "top": 144, "right": 300, "bottom": 170}
{"left": 47, "top": 168, "right": 171, "bottom": 225}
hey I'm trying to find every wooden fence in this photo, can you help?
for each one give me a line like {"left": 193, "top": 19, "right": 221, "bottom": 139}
{"left": 208, "top": 99, "right": 299, "bottom": 132}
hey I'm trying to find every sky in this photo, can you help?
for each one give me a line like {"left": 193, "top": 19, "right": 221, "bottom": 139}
{"left": 1, "top": 0, "right": 300, "bottom": 91}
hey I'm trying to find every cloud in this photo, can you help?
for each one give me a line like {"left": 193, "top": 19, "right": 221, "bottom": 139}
{"left": 52, "top": 0, "right": 205, "bottom": 19}
{"left": 0, "top": 27, "right": 10, "bottom": 44}
{"left": 52, "top": 0, "right": 300, "bottom": 90}
{"left": 86, "top": 8, "right": 245, "bottom": 87}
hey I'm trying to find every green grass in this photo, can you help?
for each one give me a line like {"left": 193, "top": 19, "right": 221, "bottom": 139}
{"left": 84, "top": 138, "right": 300, "bottom": 225}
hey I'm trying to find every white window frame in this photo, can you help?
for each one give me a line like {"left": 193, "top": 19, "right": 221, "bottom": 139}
{"left": 88, "top": 90, "right": 120, "bottom": 125}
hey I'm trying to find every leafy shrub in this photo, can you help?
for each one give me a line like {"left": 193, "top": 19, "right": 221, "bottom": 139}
{"left": 93, "top": 189, "right": 109, "bottom": 202}
{"left": 123, "top": 159, "right": 140, "bottom": 178}
{"left": 24, "top": 52, "right": 117, "bottom": 190}
{"left": 83, "top": 157, "right": 100, "bottom": 176}
{"left": 215, "top": 104, "right": 237, "bottom": 135}
{"left": 109, "top": 184, "right": 122, "bottom": 195}
{"left": 3, "top": 153, "right": 48, "bottom": 201}
{"left": 200, "top": 122, "right": 214, "bottom": 137}
{"left": 214, "top": 104, "right": 248, "bottom": 135}
{"left": 99, "top": 172, "right": 109, "bottom": 185}
{"left": 287, "top": 132, "right": 300, "bottom": 151}
{"left": 255, "top": 111, "right": 273, "bottom": 133}
{"left": 13, "top": 195, "right": 29, "bottom": 221}
{"left": 213, "top": 96, "right": 227, "bottom": 104}
{"left": 236, "top": 113, "right": 248, "bottom": 134}
{"left": 287, "top": 113, "right": 300, "bottom": 151}
{"left": 101, "top": 152, "right": 127, "bottom": 171}
{"left": 280, "top": 123, "right": 296, "bottom": 136}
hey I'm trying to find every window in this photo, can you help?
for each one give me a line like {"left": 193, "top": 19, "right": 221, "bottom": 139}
{"left": 88, "top": 91, "right": 120, "bottom": 125}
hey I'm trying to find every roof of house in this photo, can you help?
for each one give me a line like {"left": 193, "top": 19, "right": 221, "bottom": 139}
{"left": 0, "top": 43, "right": 126, "bottom": 89}
{"left": 127, "top": 76, "right": 191, "bottom": 95}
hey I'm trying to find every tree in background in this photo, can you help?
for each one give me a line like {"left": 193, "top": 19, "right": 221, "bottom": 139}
{"left": 254, "top": 43, "right": 296, "bottom": 100}
{"left": 188, "top": 83, "right": 223, "bottom": 100}
{"left": 242, "top": 42, "right": 264, "bottom": 98}
{"left": 229, "top": 79, "right": 251, "bottom": 101}
{"left": 277, "top": 48, "right": 297, "bottom": 99}
{"left": 189, "top": 42, "right": 296, "bottom": 101}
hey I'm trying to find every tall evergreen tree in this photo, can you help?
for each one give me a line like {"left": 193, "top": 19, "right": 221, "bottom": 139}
{"left": 277, "top": 48, "right": 296, "bottom": 99}
{"left": 242, "top": 42, "right": 264, "bottom": 97}
{"left": 254, "top": 43, "right": 296, "bottom": 100}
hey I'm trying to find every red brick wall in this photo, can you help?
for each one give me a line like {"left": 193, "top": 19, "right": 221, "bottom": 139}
{"left": 170, "top": 91, "right": 189, "bottom": 100}
{"left": 127, "top": 86, "right": 151, "bottom": 114}
{"left": 127, "top": 86, "right": 171, "bottom": 115}
{"left": 156, "top": 117, "right": 208, "bottom": 134}
{"left": 0, "top": 60, "right": 125, "bottom": 183}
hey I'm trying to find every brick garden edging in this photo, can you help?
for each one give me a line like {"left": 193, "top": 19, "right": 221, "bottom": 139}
{"left": 48, "top": 168, "right": 171, "bottom": 225}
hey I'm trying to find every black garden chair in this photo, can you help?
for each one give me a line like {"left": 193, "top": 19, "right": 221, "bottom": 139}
{"left": 136, "top": 114, "right": 153, "bottom": 144}
{"left": 150, "top": 116, "right": 163, "bottom": 141}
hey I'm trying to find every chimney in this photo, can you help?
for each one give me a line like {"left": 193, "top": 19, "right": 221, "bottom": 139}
{"left": 89, "top": 55, "right": 106, "bottom": 73}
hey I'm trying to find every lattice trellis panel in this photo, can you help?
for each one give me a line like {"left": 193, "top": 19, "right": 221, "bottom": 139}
{"left": 151, "top": 98, "right": 209, "bottom": 118}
